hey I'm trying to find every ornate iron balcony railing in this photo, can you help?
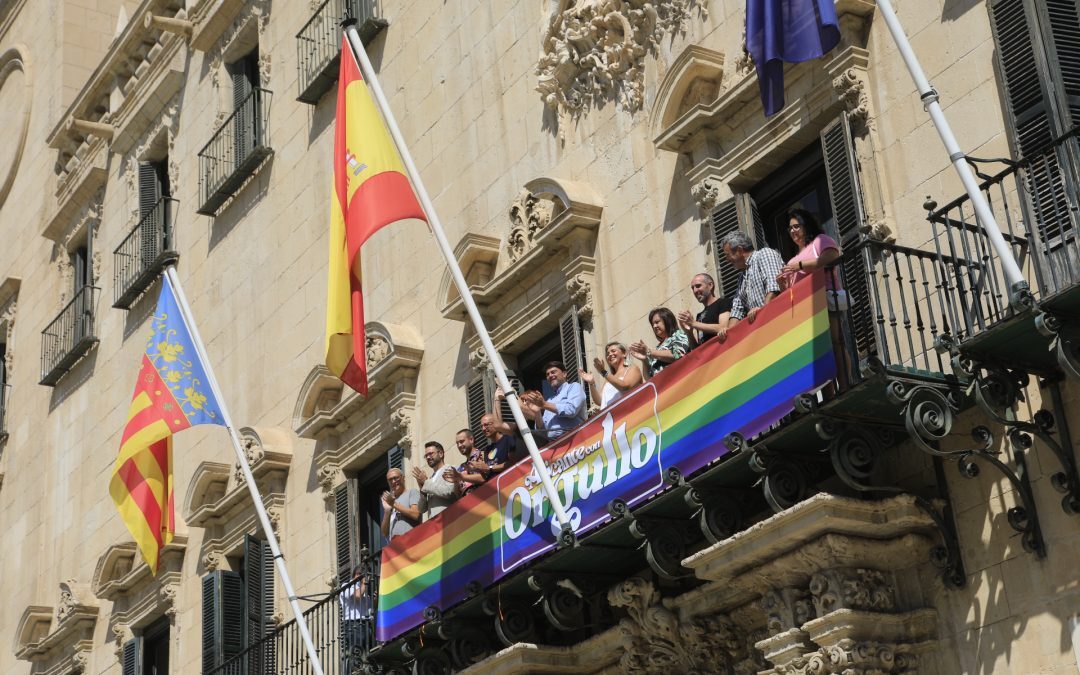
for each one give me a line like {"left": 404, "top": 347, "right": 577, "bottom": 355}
{"left": 925, "top": 129, "right": 1080, "bottom": 339}
{"left": 197, "top": 87, "right": 273, "bottom": 216}
{"left": 113, "top": 197, "right": 179, "bottom": 309}
{"left": 40, "top": 285, "right": 99, "bottom": 386}
{"left": 206, "top": 584, "right": 364, "bottom": 675}
{"left": 296, "top": 0, "right": 386, "bottom": 105}
{"left": 0, "top": 382, "right": 10, "bottom": 441}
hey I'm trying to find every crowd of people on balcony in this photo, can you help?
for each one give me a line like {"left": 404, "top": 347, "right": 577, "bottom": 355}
{"left": 370, "top": 208, "right": 846, "bottom": 546}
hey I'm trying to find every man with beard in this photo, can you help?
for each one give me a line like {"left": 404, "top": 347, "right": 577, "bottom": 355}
{"left": 678, "top": 272, "right": 732, "bottom": 350}
{"left": 411, "top": 441, "right": 462, "bottom": 518}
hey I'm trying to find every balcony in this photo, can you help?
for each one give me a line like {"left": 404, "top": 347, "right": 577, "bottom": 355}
{"left": 40, "top": 285, "right": 99, "bottom": 386}
{"left": 112, "top": 197, "right": 179, "bottom": 309}
{"left": 0, "top": 382, "right": 9, "bottom": 442}
{"left": 206, "top": 584, "right": 357, "bottom": 675}
{"left": 197, "top": 87, "right": 273, "bottom": 216}
{"left": 296, "top": 0, "right": 387, "bottom": 105}
{"left": 924, "top": 128, "right": 1080, "bottom": 376}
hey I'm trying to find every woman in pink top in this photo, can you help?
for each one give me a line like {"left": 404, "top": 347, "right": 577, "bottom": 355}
{"left": 777, "top": 209, "right": 849, "bottom": 390}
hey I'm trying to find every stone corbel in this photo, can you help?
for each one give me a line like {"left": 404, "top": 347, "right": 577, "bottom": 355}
{"left": 143, "top": 11, "right": 194, "bottom": 38}
{"left": 15, "top": 582, "right": 99, "bottom": 671}
{"left": 317, "top": 463, "right": 343, "bottom": 503}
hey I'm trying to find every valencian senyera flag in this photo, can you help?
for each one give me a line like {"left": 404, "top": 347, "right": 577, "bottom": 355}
{"left": 110, "top": 273, "right": 224, "bottom": 572}
{"left": 326, "top": 34, "right": 426, "bottom": 396}
{"left": 747, "top": 0, "right": 840, "bottom": 116}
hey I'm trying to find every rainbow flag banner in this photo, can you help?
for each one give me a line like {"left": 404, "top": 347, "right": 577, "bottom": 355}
{"left": 377, "top": 272, "right": 836, "bottom": 640}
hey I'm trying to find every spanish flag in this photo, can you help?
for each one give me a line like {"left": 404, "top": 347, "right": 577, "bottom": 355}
{"left": 110, "top": 274, "right": 225, "bottom": 572}
{"left": 326, "top": 35, "right": 426, "bottom": 395}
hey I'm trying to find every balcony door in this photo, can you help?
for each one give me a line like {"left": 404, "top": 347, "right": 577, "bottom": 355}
{"left": 138, "top": 160, "right": 169, "bottom": 267}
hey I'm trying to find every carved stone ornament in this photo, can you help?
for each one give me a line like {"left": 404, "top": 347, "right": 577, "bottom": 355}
{"left": 566, "top": 273, "right": 593, "bottom": 324}
{"left": 366, "top": 335, "right": 391, "bottom": 369}
{"left": 317, "top": 463, "right": 342, "bottom": 500}
{"left": 808, "top": 568, "right": 896, "bottom": 616}
{"left": 832, "top": 67, "right": 869, "bottom": 126}
{"left": 607, "top": 577, "right": 738, "bottom": 674}
{"left": 761, "top": 587, "right": 816, "bottom": 636}
{"left": 267, "top": 505, "right": 284, "bottom": 533}
{"left": 690, "top": 178, "right": 720, "bottom": 212}
{"left": 507, "top": 189, "right": 557, "bottom": 263}
{"left": 159, "top": 583, "right": 179, "bottom": 617}
{"left": 203, "top": 550, "right": 227, "bottom": 571}
{"left": 469, "top": 346, "right": 490, "bottom": 375}
{"left": 112, "top": 624, "right": 132, "bottom": 659}
{"left": 537, "top": 0, "right": 707, "bottom": 120}
{"left": 390, "top": 407, "right": 413, "bottom": 453}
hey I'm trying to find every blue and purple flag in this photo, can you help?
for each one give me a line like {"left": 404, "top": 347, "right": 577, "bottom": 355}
{"left": 747, "top": 0, "right": 841, "bottom": 116}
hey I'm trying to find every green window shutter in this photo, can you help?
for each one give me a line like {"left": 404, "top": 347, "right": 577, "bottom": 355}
{"left": 387, "top": 445, "right": 404, "bottom": 472}
{"left": 466, "top": 376, "right": 489, "bottom": 451}
{"left": 243, "top": 535, "right": 275, "bottom": 673}
{"left": 202, "top": 571, "right": 243, "bottom": 673}
{"left": 122, "top": 636, "right": 142, "bottom": 675}
{"left": 559, "top": 308, "right": 584, "bottom": 383}
{"left": 335, "top": 478, "right": 360, "bottom": 584}
{"left": 820, "top": 114, "right": 876, "bottom": 356}
{"left": 711, "top": 197, "right": 742, "bottom": 299}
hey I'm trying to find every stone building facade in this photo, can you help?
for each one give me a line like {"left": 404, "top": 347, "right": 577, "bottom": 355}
{"left": 0, "top": 0, "right": 1079, "bottom": 673}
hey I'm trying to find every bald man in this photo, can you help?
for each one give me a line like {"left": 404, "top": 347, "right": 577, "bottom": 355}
{"left": 380, "top": 467, "right": 421, "bottom": 540}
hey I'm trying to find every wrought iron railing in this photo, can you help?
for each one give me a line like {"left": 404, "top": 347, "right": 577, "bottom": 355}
{"left": 197, "top": 87, "right": 273, "bottom": 216}
{"left": 297, "top": 0, "right": 386, "bottom": 104}
{"left": 40, "top": 285, "right": 99, "bottom": 386}
{"left": 113, "top": 197, "right": 179, "bottom": 309}
{"left": 0, "top": 382, "right": 10, "bottom": 440}
{"left": 925, "top": 129, "right": 1080, "bottom": 337}
{"left": 206, "top": 582, "right": 380, "bottom": 675}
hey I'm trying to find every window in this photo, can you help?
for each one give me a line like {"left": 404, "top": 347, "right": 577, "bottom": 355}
{"left": 201, "top": 535, "right": 274, "bottom": 674}
{"left": 334, "top": 446, "right": 404, "bottom": 583}
{"left": 988, "top": 0, "right": 1080, "bottom": 252}
{"left": 122, "top": 617, "right": 170, "bottom": 675}
{"left": 464, "top": 308, "right": 584, "bottom": 449}
{"left": 710, "top": 114, "right": 875, "bottom": 353}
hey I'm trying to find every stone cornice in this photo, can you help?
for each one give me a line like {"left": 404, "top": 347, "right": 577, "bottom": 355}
{"left": 91, "top": 536, "right": 187, "bottom": 602}
{"left": 14, "top": 582, "right": 99, "bottom": 672}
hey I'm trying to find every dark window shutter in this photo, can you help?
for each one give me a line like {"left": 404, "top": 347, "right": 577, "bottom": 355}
{"left": 498, "top": 372, "right": 523, "bottom": 423}
{"left": 335, "top": 478, "right": 360, "bottom": 584}
{"left": 736, "top": 193, "right": 767, "bottom": 249}
{"left": 202, "top": 571, "right": 244, "bottom": 673}
{"left": 243, "top": 536, "right": 275, "bottom": 674}
{"left": 559, "top": 308, "right": 584, "bottom": 383}
{"left": 466, "top": 376, "right": 489, "bottom": 451}
{"left": 387, "top": 445, "right": 404, "bottom": 472}
{"left": 1045, "top": 0, "right": 1080, "bottom": 122}
{"left": 138, "top": 162, "right": 163, "bottom": 219}
{"left": 230, "top": 52, "right": 259, "bottom": 164}
{"left": 711, "top": 197, "right": 742, "bottom": 299}
{"left": 821, "top": 115, "right": 875, "bottom": 355}
{"left": 122, "top": 637, "right": 142, "bottom": 675}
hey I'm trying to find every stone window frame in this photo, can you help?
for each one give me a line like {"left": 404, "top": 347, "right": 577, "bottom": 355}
{"left": 203, "top": 0, "right": 272, "bottom": 128}
{"left": 90, "top": 535, "right": 187, "bottom": 664}
{"left": 292, "top": 321, "right": 424, "bottom": 502}
{"left": 181, "top": 426, "right": 292, "bottom": 572}
{"left": 14, "top": 581, "right": 100, "bottom": 674}
{"left": 437, "top": 177, "right": 603, "bottom": 358}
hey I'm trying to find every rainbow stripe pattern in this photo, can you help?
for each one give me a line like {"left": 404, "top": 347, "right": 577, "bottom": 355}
{"left": 376, "top": 272, "right": 835, "bottom": 640}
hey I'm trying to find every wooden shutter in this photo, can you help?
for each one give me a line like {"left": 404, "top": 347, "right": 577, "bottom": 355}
{"left": 466, "top": 376, "right": 489, "bottom": 451}
{"left": 335, "top": 479, "right": 360, "bottom": 584}
{"left": 122, "top": 637, "right": 142, "bottom": 675}
{"left": 230, "top": 51, "right": 258, "bottom": 164}
{"left": 138, "top": 162, "right": 163, "bottom": 219}
{"left": 202, "top": 571, "right": 243, "bottom": 674}
{"left": 711, "top": 198, "right": 742, "bottom": 299}
{"left": 244, "top": 535, "right": 275, "bottom": 674}
{"left": 820, "top": 115, "right": 875, "bottom": 355}
{"left": 559, "top": 308, "right": 584, "bottom": 383}
{"left": 387, "top": 445, "right": 404, "bottom": 472}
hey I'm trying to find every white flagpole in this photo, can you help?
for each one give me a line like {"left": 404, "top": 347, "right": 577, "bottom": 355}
{"left": 342, "top": 22, "right": 572, "bottom": 531}
{"left": 874, "top": 0, "right": 1031, "bottom": 305}
{"left": 164, "top": 266, "right": 325, "bottom": 675}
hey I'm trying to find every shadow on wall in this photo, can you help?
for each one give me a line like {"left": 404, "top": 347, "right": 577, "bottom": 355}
{"left": 942, "top": 0, "right": 983, "bottom": 22}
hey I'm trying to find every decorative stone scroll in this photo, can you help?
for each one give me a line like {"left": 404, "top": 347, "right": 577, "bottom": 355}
{"left": 15, "top": 582, "right": 99, "bottom": 673}
{"left": 184, "top": 426, "right": 292, "bottom": 566}
{"left": 537, "top": 0, "right": 707, "bottom": 121}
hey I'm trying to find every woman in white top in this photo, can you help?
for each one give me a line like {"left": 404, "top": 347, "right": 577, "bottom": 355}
{"left": 579, "top": 342, "right": 644, "bottom": 410}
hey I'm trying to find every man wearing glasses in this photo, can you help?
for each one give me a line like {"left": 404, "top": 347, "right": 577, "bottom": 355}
{"left": 379, "top": 468, "right": 421, "bottom": 541}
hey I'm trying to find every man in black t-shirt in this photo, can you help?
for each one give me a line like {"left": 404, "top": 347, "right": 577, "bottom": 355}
{"left": 678, "top": 273, "right": 732, "bottom": 349}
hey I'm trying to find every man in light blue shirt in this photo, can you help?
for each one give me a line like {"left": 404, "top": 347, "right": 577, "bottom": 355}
{"left": 528, "top": 361, "right": 586, "bottom": 442}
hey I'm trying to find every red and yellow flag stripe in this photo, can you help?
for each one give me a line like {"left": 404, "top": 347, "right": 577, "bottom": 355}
{"left": 109, "top": 355, "right": 191, "bottom": 572}
{"left": 326, "top": 35, "right": 426, "bottom": 396}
